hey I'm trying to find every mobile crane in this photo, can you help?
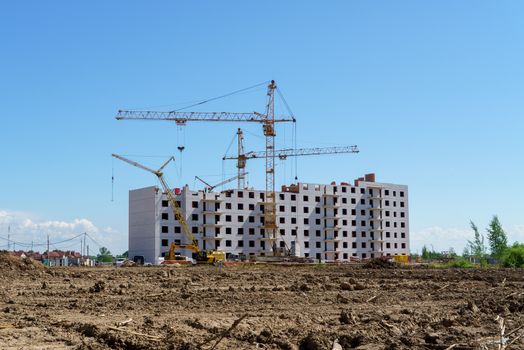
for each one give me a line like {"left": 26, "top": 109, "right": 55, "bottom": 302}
{"left": 112, "top": 154, "right": 226, "bottom": 264}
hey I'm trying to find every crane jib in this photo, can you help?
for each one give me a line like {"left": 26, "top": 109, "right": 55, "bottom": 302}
{"left": 115, "top": 110, "right": 294, "bottom": 123}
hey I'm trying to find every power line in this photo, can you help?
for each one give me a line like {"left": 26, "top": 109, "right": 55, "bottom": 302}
{"left": 0, "top": 232, "right": 86, "bottom": 250}
{"left": 51, "top": 240, "right": 80, "bottom": 251}
{"left": 85, "top": 233, "right": 104, "bottom": 250}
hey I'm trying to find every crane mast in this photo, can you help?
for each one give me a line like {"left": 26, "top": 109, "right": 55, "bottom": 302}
{"left": 263, "top": 81, "right": 277, "bottom": 253}
{"left": 236, "top": 128, "right": 246, "bottom": 189}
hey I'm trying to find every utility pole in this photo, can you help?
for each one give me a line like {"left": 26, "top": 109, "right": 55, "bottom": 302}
{"left": 7, "top": 225, "right": 10, "bottom": 251}
{"left": 47, "top": 234, "right": 50, "bottom": 254}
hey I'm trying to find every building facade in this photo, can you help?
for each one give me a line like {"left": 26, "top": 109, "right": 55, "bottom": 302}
{"left": 128, "top": 174, "right": 409, "bottom": 264}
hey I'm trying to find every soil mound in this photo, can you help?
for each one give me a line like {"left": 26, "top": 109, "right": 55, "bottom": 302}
{"left": 121, "top": 260, "right": 136, "bottom": 267}
{"left": 0, "top": 251, "right": 45, "bottom": 273}
{"left": 363, "top": 258, "right": 398, "bottom": 269}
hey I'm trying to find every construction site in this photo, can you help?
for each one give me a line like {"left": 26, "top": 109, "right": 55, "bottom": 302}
{"left": 111, "top": 80, "right": 409, "bottom": 267}
{"left": 1, "top": 80, "right": 523, "bottom": 350}
{"left": 4, "top": 0, "right": 524, "bottom": 348}
{"left": 1, "top": 255, "right": 523, "bottom": 349}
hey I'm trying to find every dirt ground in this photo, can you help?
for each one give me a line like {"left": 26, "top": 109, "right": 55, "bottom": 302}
{"left": 1, "top": 257, "right": 523, "bottom": 349}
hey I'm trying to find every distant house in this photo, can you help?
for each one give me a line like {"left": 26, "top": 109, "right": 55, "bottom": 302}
{"left": 44, "top": 250, "right": 82, "bottom": 266}
{"left": 45, "top": 251, "right": 67, "bottom": 266}
{"left": 64, "top": 251, "right": 82, "bottom": 266}
{"left": 12, "top": 250, "right": 89, "bottom": 267}
{"left": 13, "top": 251, "right": 42, "bottom": 261}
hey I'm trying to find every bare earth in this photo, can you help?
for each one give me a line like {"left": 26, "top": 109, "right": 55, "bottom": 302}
{"left": 1, "top": 260, "right": 523, "bottom": 350}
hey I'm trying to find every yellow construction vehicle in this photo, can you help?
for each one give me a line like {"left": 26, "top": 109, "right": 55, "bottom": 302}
{"left": 392, "top": 255, "right": 409, "bottom": 264}
{"left": 165, "top": 243, "right": 225, "bottom": 264}
{"left": 112, "top": 154, "right": 226, "bottom": 265}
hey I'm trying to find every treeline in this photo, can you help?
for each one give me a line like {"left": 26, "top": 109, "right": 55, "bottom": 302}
{"left": 462, "top": 216, "right": 524, "bottom": 268}
{"left": 96, "top": 247, "right": 128, "bottom": 263}
{"left": 420, "top": 216, "right": 523, "bottom": 267}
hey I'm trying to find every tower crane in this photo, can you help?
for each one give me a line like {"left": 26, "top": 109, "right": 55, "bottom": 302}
{"left": 195, "top": 173, "right": 248, "bottom": 193}
{"left": 111, "top": 154, "right": 225, "bottom": 264}
{"left": 223, "top": 128, "right": 360, "bottom": 189}
{"left": 116, "top": 80, "right": 294, "bottom": 255}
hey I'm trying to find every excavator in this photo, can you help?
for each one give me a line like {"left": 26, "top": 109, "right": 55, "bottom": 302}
{"left": 165, "top": 242, "right": 225, "bottom": 265}
{"left": 112, "top": 154, "right": 226, "bottom": 265}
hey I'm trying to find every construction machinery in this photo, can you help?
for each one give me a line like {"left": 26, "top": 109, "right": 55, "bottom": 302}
{"left": 224, "top": 128, "right": 360, "bottom": 189}
{"left": 195, "top": 173, "right": 248, "bottom": 193}
{"left": 112, "top": 154, "right": 226, "bottom": 264}
{"left": 116, "top": 80, "right": 294, "bottom": 256}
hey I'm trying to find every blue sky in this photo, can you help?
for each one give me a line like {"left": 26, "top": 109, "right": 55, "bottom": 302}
{"left": 1, "top": 1, "right": 523, "bottom": 254}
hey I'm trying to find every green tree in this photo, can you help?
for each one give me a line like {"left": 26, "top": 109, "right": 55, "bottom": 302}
{"left": 97, "top": 247, "right": 113, "bottom": 263}
{"left": 501, "top": 243, "right": 524, "bottom": 268}
{"left": 421, "top": 245, "right": 445, "bottom": 259}
{"left": 421, "top": 245, "right": 430, "bottom": 259}
{"left": 467, "top": 221, "right": 486, "bottom": 258}
{"left": 116, "top": 251, "right": 128, "bottom": 259}
{"left": 486, "top": 216, "right": 508, "bottom": 259}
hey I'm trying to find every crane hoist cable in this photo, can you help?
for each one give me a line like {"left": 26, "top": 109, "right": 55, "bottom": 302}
{"left": 176, "top": 124, "right": 185, "bottom": 180}
{"left": 177, "top": 124, "right": 186, "bottom": 152}
{"left": 111, "top": 156, "right": 115, "bottom": 202}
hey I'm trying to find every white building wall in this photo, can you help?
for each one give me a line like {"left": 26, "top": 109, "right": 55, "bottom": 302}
{"left": 128, "top": 186, "right": 159, "bottom": 264}
{"left": 129, "top": 176, "right": 410, "bottom": 262}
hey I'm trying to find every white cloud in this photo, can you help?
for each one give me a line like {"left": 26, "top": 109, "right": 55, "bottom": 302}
{"left": 411, "top": 224, "right": 524, "bottom": 254}
{"left": 411, "top": 226, "right": 472, "bottom": 254}
{"left": 0, "top": 209, "right": 125, "bottom": 255}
